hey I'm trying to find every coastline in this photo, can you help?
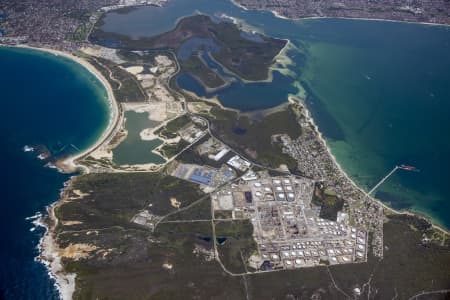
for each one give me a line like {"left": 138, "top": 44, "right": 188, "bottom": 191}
{"left": 1, "top": 9, "right": 448, "bottom": 297}
{"left": 176, "top": 30, "right": 449, "bottom": 235}
{"left": 282, "top": 14, "right": 450, "bottom": 28}
{"left": 230, "top": 0, "right": 450, "bottom": 28}
{"left": 37, "top": 178, "right": 76, "bottom": 300}
{"left": 0, "top": 43, "right": 120, "bottom": 300}
{"left": 291, "top": 96, "right": 450, "bottom": 235}
{"left": 0, "top": 44, "right": 120, "bottom": 174}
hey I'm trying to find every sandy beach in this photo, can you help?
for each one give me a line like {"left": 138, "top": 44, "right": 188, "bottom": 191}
{"left": 0, "top": 44, "right": 121, "bottom": 300}
{"left": 291, "top": 96, "right": 450, "bottom": 235}
{"left": 2, "top": 45, "right": 121, "bottom": 174}
{"left": 288, "top": 15, "right": 450, "bottom": 27}
{"left": 2, "top": 11, "right": 448, "bottom": 297}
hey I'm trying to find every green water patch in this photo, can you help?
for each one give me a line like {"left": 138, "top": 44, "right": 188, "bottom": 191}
{"left": 93, "top": 0, "right": 450, "bottom": 228}
{"left": 113, "top": 111, "right": 166, "bottom": 165}
{"left": 299, "top": 23, "right": 450, "bottom": 228}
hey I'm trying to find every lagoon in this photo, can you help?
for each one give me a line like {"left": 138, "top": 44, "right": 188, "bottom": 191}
{"left": 98, "top": 0, "right": 450, "bottom": 228}
{"left": 113, "top": 111, "right": 166, "bottom": 165}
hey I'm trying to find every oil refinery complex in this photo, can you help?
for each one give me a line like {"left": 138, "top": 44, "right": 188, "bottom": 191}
{"left": 212, "top": 171, "right": 367, "bottom": 270}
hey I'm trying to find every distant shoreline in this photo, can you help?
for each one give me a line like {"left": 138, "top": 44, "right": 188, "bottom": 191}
{"left": 230, "top": 0, "right": 450, "bottom": 27}
{"left": 292, "top": 96, "right": 450, "bottom": 235}
{"left": 1, "top": 6, "right": 448, "bottom": 296}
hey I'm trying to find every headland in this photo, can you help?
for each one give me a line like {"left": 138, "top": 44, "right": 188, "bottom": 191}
{"left": 1, "top": 0, "right": 450, "bottom": 299}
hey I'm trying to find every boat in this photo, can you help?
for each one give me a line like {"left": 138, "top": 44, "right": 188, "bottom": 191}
{"left": 399, "top": 165, "right": 419, "bottom": 171}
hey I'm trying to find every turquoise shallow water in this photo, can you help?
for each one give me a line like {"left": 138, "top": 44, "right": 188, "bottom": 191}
{"left": 98, "top": 0, "right": 450, "bottom": 228}
{"left": 113, "top": 111, "right": 165, "bottom": 165}
{"left": 0, "top": 46, "right": 109, "bottom": 298}
{"left": 1, "top": 2, "right": 449, "bottom": 297}
{"left": 298, "top": 20, "right": 450, "bottom": 226}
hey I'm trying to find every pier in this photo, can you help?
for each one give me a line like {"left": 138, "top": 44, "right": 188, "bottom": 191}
{"left": 367, "top": 164, "right": 419, "bottom": 196}
{"left": 367, "top": 166, "right": 399, "bottom": 196}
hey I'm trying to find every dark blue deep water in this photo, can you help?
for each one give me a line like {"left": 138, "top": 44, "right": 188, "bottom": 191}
{"left": 0, "top": 47, "right": 109, "bottom": 299}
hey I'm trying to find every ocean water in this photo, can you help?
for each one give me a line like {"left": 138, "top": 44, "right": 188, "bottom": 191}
{"left": 98, "top": 0, "right": 450, "bottom": 228}
{"left": 297, "top": 20, "right": 450, "bottom": 227}
{"left": 1, "top": 2, "right": 449, "bottom": 298}
{"left": 0, "top": 47, "right": 109, "bottom": 299}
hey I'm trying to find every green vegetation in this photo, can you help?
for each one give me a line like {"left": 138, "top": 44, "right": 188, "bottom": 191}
{"left": 56, "top": 173, "right": 204, "bottom": 233}
{"left": 164, "top": 114, "right": 191, "bottom": 132}
{"left": 116, "top": 49, "right": 176, "bottom": 66}
{"left": 205, "top": 105, "right": 301, "bottom": 171}
{"left": 55, "top": 171, "right": 450, "bottom": 299}
{"left": 160, "top": 140, "right": 190, "bottom": 158}
{"left": 214, "top": 210, "right": 233, "bottom": 219}
{"left": 154, "top": 114, "right": 192, "bottom": 141}
{"left": 68, "top": 24, "right": 90, "bottom": 41}
{"left": 215, "top": 220, "right": 257, "bottom": 274}
{"left": 180, "top": 55, "right": 226, "bottom": 89}
{"left": 85, "top": 56, "right": 146, "bottom": 102}
{"left": 388, "top": 214, "right": 450, "bottom": 248}
{"left": 247, "top": 215, "right": 450, "bottom": 299}
{"left": 82, "top": 156, "right": 116, "bottom": 169}
{"left": 166, "top": 196, "right": 211, "bottom": 221}
{"left": 90, "top": 15, "right": 286, "bottom": 81}
{"left": 55, "top": 173, "right": 249, "bottom": 299}
{"left": 154, "top": 127, "right": 177, "bottom": 139}
{"left": 68, "top": 221, "right": 247, "bottom": 300}
{"left": 327, "top": 215, "right": 450, "bottom": 299}
{"left": 177, "top": 134, "right": 235, "bottom": 169}
{"left": 312, "top": 184, "right": 344, "bottom": 221}
{"left": 65, "top": 9, "right": 92, "bottom": 22}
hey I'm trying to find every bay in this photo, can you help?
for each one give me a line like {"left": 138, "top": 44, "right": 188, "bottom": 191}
{"left": 97, "top": 0, "right": 450, "bottom": 228}
{"left": 0, "top": 46, "right": 110, "bottom": 299}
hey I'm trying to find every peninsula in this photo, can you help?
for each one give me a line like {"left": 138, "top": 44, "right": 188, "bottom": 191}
{"left": 90, "top": 14, "right": 287, "bottom": 82}
{"left": 1, "top": 0, "right": 449, "bottom": 299}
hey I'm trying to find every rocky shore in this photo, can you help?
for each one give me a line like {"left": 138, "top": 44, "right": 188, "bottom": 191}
{"left": 37, "top": 179, "right": 76, "bottom": 300}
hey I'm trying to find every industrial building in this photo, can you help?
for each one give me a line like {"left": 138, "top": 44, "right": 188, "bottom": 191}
{"left": 212, "top": 170, "right": 368, "bottom": 270}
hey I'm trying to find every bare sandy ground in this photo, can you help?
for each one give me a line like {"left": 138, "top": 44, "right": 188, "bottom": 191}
{"left": 80, "top": 45, "right": 125, "bottom": 64}
{"left": 125, "top": 65, "right": 144, "bottom": 75}
{"left": 122, "top": 102, "right": 167, "bottom": 122}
